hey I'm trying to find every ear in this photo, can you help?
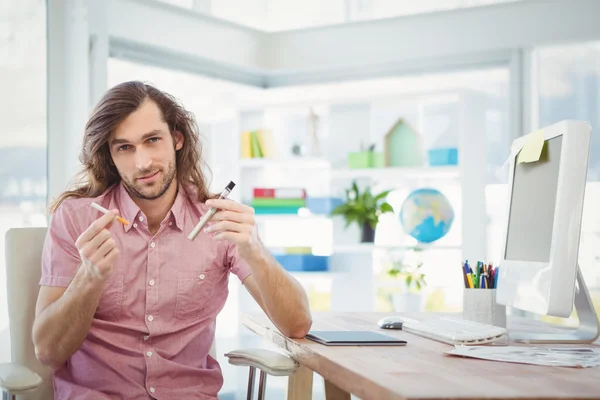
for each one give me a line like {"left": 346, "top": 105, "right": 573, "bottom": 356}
{"left": 173, "top": 130, "right": 184, "bottom": 151}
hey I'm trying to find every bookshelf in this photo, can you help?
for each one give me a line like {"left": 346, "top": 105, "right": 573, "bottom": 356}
{"left": 240, "top": 160, "right": 459, "bottom": 181}
{"left": 207, "top": 87, "right": 490, "bottom": 315}
{"left": 233, "top": 92, "right": 486, "bottom": 257}
{"left": 331, "top": 165, "right": 460, "bottom": 182}
{"left": 238, "top": 157, "right": 330, "bottom": 169}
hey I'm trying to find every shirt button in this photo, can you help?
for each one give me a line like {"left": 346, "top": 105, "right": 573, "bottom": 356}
{"left": 143, "top": 335, "right": 149, "bottom": 341}
{"left": 133, "top": 223, "right": 138, "bottom": 228}
{"left": 169, "top": 221, "right": 173, "bottom": 226}
{"left": 149, "top": 387, "right": 155, "bottom": 394}
{"left": 147, "top": 315, "right": 154, "bottom": 322}
{"left": 146, "top": 351, "right": 153, "bottom": 357}
{"left": 199, "top": 274, "right": 205, "bottom": 280}
{"left": 150, "top": 242, "right": 155, "bottom": 248}
{"left": 149, "top": 279, "right": 155, "bottom": 286}
{"left": 139, "top": 216, "right": 144, "bottom": 222}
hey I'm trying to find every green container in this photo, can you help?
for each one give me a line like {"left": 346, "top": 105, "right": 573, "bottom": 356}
{"left": 371, "top": 152, "right": 384, "bottom": 167}
{"left": 348, "top": 151, "right": 385, "bottom": 168}
{"left": 348, "top": 152, "right": 372, "bottom": 168}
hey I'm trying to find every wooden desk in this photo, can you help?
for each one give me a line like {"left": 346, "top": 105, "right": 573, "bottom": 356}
{"left": 242, "top": 312, "right": 600, "bottom": 400}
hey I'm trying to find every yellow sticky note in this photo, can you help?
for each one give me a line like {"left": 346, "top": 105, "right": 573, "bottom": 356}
{"left": 516, "top": 130, "right": 545, "bottom": 164}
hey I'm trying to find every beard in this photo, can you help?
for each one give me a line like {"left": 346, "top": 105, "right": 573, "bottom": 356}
{"left": 121, "top": 159, "right": 177, "bottom": 201}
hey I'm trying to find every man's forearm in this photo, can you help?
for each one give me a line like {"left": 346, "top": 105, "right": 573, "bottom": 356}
{"left": 32, "top": 268, "right": 105, "bottom": 370}
{"left": 246, "top": 247, "right": 312, "bottom": 338}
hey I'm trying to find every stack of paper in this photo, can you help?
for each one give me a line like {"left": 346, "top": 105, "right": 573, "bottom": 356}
{"left": 446, "top": 345, "right": 600, "bottom": 368}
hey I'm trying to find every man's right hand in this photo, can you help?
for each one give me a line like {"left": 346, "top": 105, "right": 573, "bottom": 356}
{"left": 75, "top": 209, "right": 121, "bottom": 280}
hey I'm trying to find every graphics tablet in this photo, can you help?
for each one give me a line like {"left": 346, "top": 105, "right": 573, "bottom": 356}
{"left": 305, "top": 330, "right": 407, "bottom": 346}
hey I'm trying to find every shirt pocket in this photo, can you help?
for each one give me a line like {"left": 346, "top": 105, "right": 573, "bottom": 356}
{"left": 95, "top": 273, "right": 124, "bottom": 322}
{"left": 174, "top": 269, "right": 220, "bottom": 320}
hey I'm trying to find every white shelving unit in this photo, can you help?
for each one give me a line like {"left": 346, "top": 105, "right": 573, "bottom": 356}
{"left": 238, "top": 157, "right": 330, "bottom": 169}
{"left": 230, "top": 91, "right": 488, "bottom": 248}
{"left": 207, "top": 87, "right": 489, "bottom": 313}
{"left": 331, "top": 165, "right": 460, "bottom": 182}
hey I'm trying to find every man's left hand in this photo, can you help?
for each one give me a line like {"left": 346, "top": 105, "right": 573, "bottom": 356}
{"left": 203, "top": 199, "right": 261, "bottom": 260}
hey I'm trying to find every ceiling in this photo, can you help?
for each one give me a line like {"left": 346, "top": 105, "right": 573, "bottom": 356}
{"left": 157, "top": 0, "right": 523, "bottom": 32}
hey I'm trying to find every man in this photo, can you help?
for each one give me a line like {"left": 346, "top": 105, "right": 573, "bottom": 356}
{"left": 32, "top": 81, "right": 312, "bottom": 399}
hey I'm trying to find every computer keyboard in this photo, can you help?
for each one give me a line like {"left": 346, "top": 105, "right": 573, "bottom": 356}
{"left": 394, "top": 316, "right": 508, "bottom": 346}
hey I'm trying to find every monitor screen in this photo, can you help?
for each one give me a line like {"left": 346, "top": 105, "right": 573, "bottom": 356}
{"left": 504, "top": 136, "right": 562, "bottom": 262}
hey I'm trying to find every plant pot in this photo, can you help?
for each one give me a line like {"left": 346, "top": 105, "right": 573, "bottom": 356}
{"left": 392, "top": 292, "right": 424, "bottom": 312}
{"left": 361, "top": 223, "right": 375, "bottom": 242}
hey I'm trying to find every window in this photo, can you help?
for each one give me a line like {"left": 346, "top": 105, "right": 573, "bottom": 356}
{"left": 537, "top": 42, "right": 600, "bottom": 181}
{"left": 0, "top": 0, "right": 47, "bottom": 362}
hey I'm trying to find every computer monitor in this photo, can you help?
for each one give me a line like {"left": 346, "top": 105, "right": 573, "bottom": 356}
{"left": 496, "top": 120, "right": 600, "bottom": 343}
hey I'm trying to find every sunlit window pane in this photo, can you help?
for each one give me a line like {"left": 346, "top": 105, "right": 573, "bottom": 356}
{"left": 0, "top": 0, "right": 47, "bottom": 362}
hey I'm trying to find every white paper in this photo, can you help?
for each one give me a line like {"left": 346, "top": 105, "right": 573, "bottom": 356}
{"left": 446, "top": 345, "right": 600, "bottom": 368}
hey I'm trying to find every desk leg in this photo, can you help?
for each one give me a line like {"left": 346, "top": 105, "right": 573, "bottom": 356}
{"left": 287, "top": 364, "right": 313, "bottom": 400}
{"left": 324, "top": 380, "right": 350, "bottom": 400}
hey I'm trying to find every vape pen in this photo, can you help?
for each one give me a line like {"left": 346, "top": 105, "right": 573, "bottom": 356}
{"left": 187, "top": 181, "right": 236, "bottom": 240}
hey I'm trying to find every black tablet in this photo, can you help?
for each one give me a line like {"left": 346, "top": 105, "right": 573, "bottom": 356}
{"left": 305, "top": 330, "right": 407, "bottom": 346}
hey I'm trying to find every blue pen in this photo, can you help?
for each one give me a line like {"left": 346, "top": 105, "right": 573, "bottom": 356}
{"left": 461, "top": 261, "right": 470, "bottom": 288}
{"left": 462, "top": 261, "right": 469, "bottom": 287}
{"left": 494, "top": 267, "right": 499, "bottom": 288}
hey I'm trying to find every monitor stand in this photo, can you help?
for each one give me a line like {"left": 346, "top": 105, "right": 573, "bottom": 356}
{"left": 508, "top": 265, "right": 600, "bottom": 344}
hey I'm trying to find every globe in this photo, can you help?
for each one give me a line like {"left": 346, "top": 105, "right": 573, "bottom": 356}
{"left": 399, "top": 188, "right": 454, "bottom": 243}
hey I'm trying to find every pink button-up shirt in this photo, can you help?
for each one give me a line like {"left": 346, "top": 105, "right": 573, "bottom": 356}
{"left": 40, "top": 182, "right": 252, "bottom": 400}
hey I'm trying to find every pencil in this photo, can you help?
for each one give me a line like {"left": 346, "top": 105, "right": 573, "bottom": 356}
{"left": 91, "top": 202, "right": 130, "bottom": 225}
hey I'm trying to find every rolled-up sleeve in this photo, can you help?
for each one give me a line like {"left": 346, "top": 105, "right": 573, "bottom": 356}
{"left": 40, "top": 201, "right": 82, "bottom": 287}
{"left": 227, "top": 242, "right": 252, "bottom": 283}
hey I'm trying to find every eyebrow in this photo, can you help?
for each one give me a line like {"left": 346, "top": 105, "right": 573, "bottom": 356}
{"left": 110, "top": 129, "right": 166, "bottom": 147}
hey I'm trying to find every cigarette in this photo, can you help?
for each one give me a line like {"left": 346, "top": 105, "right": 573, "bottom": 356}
{"left": 188, "top": 181, "right": 235, "bottom": 240}
{"left": 91, "top": 202, "right": 130, "bottom": 225}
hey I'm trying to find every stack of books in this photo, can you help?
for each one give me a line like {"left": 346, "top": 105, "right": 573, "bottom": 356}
{"left": 251, "top": 187, "right": 306, "bottom": 215}
{"left": 241, "top": 130, "right": 276, "bottom": 158}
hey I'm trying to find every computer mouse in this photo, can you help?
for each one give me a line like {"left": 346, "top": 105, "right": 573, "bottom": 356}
{"left": 377, "top": 316, "right": 404, "bottom": 329}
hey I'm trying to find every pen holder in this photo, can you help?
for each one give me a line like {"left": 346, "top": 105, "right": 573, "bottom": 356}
{"left": 462, "top": 289, "right": 506, "bottom": 328}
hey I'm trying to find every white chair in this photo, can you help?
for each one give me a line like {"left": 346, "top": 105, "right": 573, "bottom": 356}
{"left": 1, "top": 227, "right": 300, "bottom": 400}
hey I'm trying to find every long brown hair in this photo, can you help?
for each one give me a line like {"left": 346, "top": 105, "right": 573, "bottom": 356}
{"left": 50, "top": 81, "right": 212, "bottom": 212}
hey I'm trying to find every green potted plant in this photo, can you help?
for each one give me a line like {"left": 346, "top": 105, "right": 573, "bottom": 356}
{"left": 383, "top": 245, "right": 427, "bottom": 311}
{"left": 387, "top": 262, "right": 427, "bottom": 293}
{"left": 331, "top": 180, "right": 394, "bottom": 242}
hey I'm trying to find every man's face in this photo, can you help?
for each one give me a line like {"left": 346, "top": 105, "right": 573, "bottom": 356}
{"left": 109, "top": 100, "right": 183, "bottom": 201}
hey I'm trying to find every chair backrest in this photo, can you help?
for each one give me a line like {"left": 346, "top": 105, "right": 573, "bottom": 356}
{"left": 5, "top": 227, "right": 218, "bottom": 400}
{"left": 6, "top": 227, "right": 53, "bottom": 399}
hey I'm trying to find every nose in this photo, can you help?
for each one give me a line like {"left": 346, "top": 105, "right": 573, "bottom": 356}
{"left": 135, "top": 148, "right": 152, "bottom": 171}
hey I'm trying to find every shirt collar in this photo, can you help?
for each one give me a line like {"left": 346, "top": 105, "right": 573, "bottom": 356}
{"left": 170, "top": 184, "right": 186, "bottom": 231}
{"left": 116, "top": 182, "right": 140, "bottom": 232}
{"left": 116, "top": 181, "right": 186, "bottom": 232}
